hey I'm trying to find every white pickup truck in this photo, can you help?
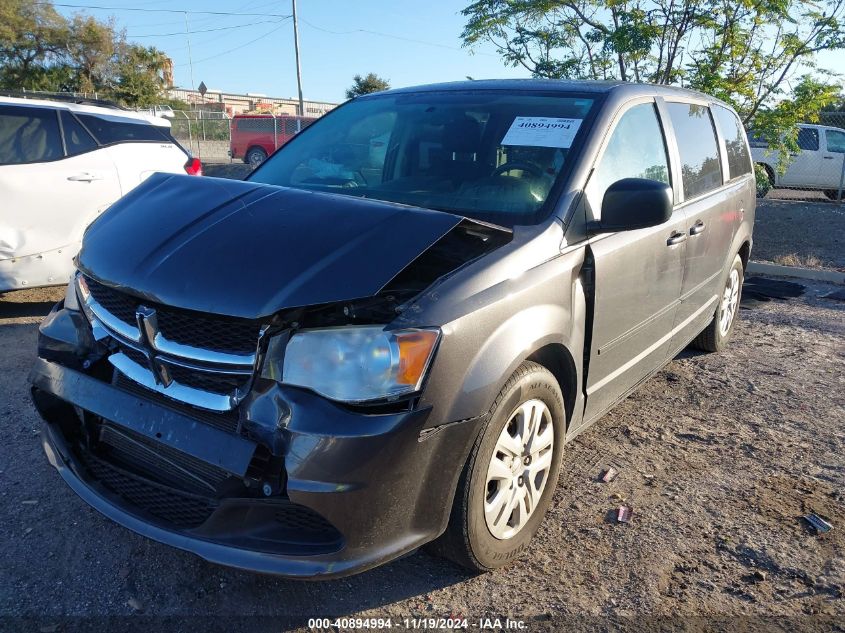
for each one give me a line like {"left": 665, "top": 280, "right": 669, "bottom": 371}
{"left": 751, "top": 123, "right": 845, "bottom": 200}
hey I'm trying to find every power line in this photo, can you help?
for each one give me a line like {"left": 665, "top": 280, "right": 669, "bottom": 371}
{"left": 299, "top": 18, "right": 497, "bottom": 57}
{"left": 39, "top": 3, "right": 292, "bottom": 18}
{"left": 128, "top": 18, "right": 288, "bottom": 38}
{"left": 174, "top": 20, "right": 290, "bottom": 66}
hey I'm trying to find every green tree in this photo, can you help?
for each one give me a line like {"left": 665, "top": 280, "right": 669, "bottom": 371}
{"left": 0, "top": 0, "right": 67, "bottom": 88}
{"left": 112, "top": 44, "right": 169, "bottom": 107}
{"left": 0, "top": 0, "right": 173, "bottom": 107}
{"left": 461, "top": 0, "right": 844, "bottom": 166}
{"left": 345, "top": 73, "right": 390, "bottom": 99}
{"left": 64, "top": 14, "right": 120, "bottom": 93}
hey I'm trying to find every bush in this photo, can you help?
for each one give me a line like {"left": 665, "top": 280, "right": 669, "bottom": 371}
{"left": 754, "top": 163, "right": 772, "bottom": 199}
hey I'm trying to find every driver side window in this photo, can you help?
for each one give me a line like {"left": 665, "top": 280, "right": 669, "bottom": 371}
{"left": 587, "top": 103, "right": 671, "bottom": 219}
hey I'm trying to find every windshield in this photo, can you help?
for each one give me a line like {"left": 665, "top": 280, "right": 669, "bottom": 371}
{"left": 248, "top": 91, "right": 597, "bottom": 226}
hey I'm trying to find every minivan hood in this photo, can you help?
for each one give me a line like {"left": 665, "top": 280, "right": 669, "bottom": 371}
{"left": 77, "top": 174, "right": 465, "bottom": 319}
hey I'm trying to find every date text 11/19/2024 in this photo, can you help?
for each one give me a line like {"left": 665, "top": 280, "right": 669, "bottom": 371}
{"left": 308, "top": 617, "right": 528, "bottom": 630}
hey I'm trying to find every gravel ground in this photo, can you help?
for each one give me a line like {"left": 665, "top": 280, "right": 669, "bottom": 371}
{"left": 753, "top": 200, "right": 845, "bottom": 272}
{"left": 1, "top": 277, "right": 843, "bottom": 631}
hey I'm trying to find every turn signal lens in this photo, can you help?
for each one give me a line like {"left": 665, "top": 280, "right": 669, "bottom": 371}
{"left": 397, "top": 330, "right": 440, "bottom": 385}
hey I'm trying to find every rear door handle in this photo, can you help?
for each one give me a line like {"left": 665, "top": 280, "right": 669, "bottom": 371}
{"left": 689, "top": 220, "right": 706, "bottom": 236}
{"left": 823, "top": 155, "right": 835, "bottom": 160}
{"left": 67, "top": 173, "right": 102, "bottom": 182}
{"left": 667, "top": 231, "right": 687, "bottom": 246}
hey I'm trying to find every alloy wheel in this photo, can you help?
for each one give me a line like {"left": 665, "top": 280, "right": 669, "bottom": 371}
{"left": 719, "top": 268, "right": 740, "bottom": 336}
{"left": 484, "top": 399, "right": 555, "bottom": 540}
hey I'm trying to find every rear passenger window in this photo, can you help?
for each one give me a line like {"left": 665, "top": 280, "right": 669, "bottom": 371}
{"left": 713, "top": 106, "right": 751, "bottom": 180}
{"left": 76, "top": 114, "right": 170, "bottom": 145}
{"left": 60, "top": 111, "right": 98, "bottom": 156}
{"left": 0, "top": 105, "right": 64, "bottom": 164}
{"left": 666, "top": 103, "right": 722, "bottom": 199}
{"left": 797, "top": 128, "right": 819, "bottom": 151}
{"left": 588, "top": 103, "right": 671, "bottom": 216}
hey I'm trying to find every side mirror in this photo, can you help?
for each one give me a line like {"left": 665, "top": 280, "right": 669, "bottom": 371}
{"left": 595, "top": 178, "right": 673, "bottom": 232}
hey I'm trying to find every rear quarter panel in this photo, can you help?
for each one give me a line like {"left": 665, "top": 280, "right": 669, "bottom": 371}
{"left": 105, "top": 142, "right": 187, "bottom": 193}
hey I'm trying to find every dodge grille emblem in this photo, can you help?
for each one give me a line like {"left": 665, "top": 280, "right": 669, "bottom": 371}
{"left": 135, "top": 306, "right": 172, "bottom": 387}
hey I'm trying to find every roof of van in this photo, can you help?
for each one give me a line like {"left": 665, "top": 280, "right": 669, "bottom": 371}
{"left": 0, "top": 95, "right": 169, "bottom": 127}
{"left": 369, "top": 79, "right": 729, "bottom": 107}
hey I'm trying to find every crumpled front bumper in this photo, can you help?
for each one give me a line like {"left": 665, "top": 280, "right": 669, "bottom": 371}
{"left": 30, "top": 306, "right": 481, "bottom": 579}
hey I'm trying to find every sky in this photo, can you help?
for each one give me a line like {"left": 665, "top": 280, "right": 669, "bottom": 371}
{"left": 52, "top": 0, "right": 529, "bottom": 103}
{"left": 53, "top": 1, "right": 844, "bottom": 105}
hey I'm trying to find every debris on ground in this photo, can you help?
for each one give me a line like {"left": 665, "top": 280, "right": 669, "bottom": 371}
{"left": 741, "top": 277, "right": 805, "bottom": 307}
{"left": 617, "top": 506, "right": 633, "bottom": 523}
{"left": 601, "top": 467, "right": 619, "bottom": 482}
{"left": 803, "top": 513, "right": 833, "bottom": 533}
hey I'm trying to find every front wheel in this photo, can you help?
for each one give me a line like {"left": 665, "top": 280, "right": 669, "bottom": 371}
{"left": 430, "top": 361, "right": 565, "bottom": 571}
{"left": 691, "top": 254, "right": 744, "bottom": 353}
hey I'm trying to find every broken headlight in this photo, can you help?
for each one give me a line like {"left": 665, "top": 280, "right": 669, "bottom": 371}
{"left": 262, "top": 326, "right": 440, "bottom": 403}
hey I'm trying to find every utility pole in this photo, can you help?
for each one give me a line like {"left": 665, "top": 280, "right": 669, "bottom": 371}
{"left": 183, "top": 12, "right": 195, "bottom": 91}
{"left": 291, "top": 0, "right": 305, "bottom": 119}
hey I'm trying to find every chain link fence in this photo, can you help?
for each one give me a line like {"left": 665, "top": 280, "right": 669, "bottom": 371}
{"left": 168, "top": 111, "right": 318, "bottom": 165}
{"left": 168, "top": 111, "right": 232, "bottom": 163}
{"left": 752, "top": 112, "right": 845, "bottom": 203}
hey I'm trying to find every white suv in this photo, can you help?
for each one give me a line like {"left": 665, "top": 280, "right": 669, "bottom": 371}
{"left": 750, "top": 123, "right": 845, "bottom": 200}
{"left": 0, "top": 95, "right": 202, "bottom": 292}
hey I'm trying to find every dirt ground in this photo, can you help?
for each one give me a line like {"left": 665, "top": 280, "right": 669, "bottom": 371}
{"left": 0, "top": 274, "right": 843, "bottom": 631}
{"left": 751, "top": 200, "right": 845, "bottom": 272}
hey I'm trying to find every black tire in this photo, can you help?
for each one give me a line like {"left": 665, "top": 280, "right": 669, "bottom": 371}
{"left": 430, "top": 361, "right": 565, "bottom": 572}
{"left": 691, "top": 254, "right": 744, "bottom": 353}
{"left": 823, "top": 189, "right": 843, "bottom": 202}
{"left": 245, "top": 147, "right": 267, "bottom": 166}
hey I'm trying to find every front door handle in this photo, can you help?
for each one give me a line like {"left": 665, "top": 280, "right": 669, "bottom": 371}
{"left": 689, "top": 220, "right": 706, "bottom": 236}
{"left": 67, "top": 173, "right": 102, "bottom": 182}
{"left": 667, "top": 231, "right": 687, "bottom": 246}
{"left": 823, "top": 155, "right": 835, "bottom": 160}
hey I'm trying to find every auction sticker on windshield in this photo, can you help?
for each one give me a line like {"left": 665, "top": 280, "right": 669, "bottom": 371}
{"left": 501, "top": 116, "right": 583, "bottom": 148}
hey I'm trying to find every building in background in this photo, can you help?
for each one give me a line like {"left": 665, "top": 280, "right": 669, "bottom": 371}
{"left": 167, "top": 87, "right": 336, "bottom": 117}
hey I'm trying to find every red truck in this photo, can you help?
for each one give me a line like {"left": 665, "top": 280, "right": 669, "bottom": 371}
{"left": 229, "top": 114, "right": 317, "bottom": 165}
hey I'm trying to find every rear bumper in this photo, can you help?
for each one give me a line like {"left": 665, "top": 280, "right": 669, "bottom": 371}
{"left": 31, "top": 317, "right": 480, "bottom": 578}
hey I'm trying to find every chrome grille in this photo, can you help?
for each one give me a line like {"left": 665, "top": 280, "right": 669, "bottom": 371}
{"left": 113, "top": 374, "right": 240, "bottom": 434}
{"left": 84, "top": 277, "right": 137, "bottom": 325}
{"left": 78, "top": 275, "right": 262, "bottom": 412}
{"left": 83, "top": 276, "right": 261, "bottom": 355}
{"left": 157, "top": 311, "right": 261, "bottom": 356}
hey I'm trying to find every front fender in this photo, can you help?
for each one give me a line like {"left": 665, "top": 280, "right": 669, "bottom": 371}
{"left": 417, "top": 247, "right": 586, "bottom": 427}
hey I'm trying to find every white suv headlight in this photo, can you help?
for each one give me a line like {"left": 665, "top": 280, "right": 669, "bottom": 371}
{"left": 262, "top": 326, "right": 440, "bottom": 403}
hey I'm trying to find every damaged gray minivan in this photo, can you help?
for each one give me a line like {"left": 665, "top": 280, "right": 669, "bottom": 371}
{"left": 30, "top": 80, "right": 754, "bottom": 578}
